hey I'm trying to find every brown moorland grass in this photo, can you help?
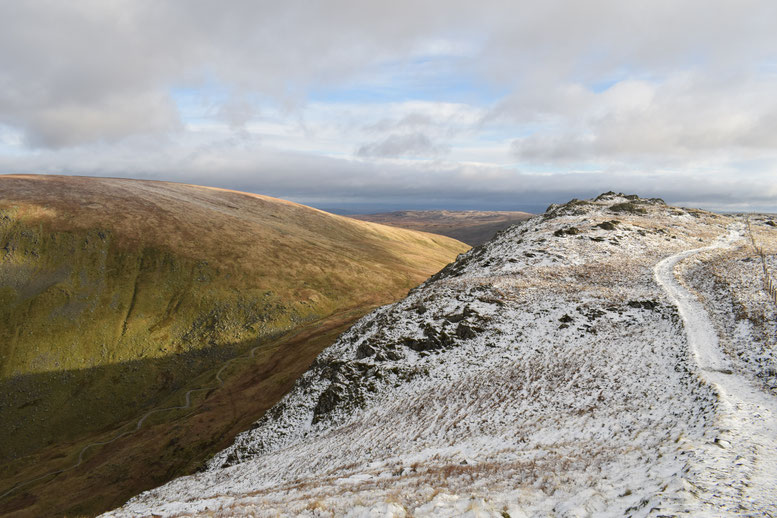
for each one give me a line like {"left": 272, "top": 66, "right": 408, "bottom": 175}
{"left": 0, "top": 174, "right": 468, "bottom": 516}
{"left": 0, "top": 309, "right": 364, "bottom": 517}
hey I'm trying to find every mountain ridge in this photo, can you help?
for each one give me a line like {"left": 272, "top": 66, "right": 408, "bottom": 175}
{"left": 106, "top": 193, "right": 777, "bottom": 517}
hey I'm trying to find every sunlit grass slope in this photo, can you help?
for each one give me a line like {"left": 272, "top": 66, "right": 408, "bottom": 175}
{"left": 0, "top": 174, "right": 468, "bottom": 461}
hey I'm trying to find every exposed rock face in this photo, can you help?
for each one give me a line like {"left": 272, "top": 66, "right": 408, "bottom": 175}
{"left": 106, "top": 194, "right": 777, "bottom": 518}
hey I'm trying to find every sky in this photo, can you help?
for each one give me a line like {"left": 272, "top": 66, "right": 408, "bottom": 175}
{"left": 0, "top": 1, "right": 776, "bottom": 213}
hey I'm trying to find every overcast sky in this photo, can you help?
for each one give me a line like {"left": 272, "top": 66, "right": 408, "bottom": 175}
{"left": 1, "top": 1, "right": 776, "bottom": 212}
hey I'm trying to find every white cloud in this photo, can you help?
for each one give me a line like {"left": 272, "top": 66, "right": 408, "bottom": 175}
{"left": 509, "top": 74, "right": 777, "bottom": 166}
{"left": 0, "top": 1, "right": 776, "bottom": 210}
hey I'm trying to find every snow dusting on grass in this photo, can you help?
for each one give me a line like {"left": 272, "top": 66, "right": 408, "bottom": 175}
{"left": 103, "top": 194, "right": 777, "bottom": 517}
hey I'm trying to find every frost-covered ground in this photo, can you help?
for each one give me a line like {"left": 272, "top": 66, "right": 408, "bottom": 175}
{"left": 104, "top": 195, "right": 777, "bottom": 517}
{"left": 655, "top": 226, "right": 777, "bottom": 516}
{"left": 680, "top": 215, "right": 777, "bottom": 395}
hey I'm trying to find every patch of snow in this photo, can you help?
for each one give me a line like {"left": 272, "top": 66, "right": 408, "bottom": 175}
{"left": 102, "top": 196, "right": 777, "bottom": 517}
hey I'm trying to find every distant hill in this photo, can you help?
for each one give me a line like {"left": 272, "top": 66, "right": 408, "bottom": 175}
{"left": 0, "top": 174, "right": 468, "bottom": 517}
{"left": 348, "top": 210, "right": 533, "bottom": 246}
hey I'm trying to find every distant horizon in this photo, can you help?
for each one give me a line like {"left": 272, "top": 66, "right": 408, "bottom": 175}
{"left": 319, "top": 205, "right": 544, "bottom": 216}
{"left": 5, "top": 171, "right": 775, "bottom": 215}
{"left": 1, "top": 2, "right": 775, "bottom": 214}
{"left": 316, "top": 201, "right": 777, "bottom": 216}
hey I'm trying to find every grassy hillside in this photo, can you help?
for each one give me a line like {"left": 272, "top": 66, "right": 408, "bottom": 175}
{"left": 0, "top": 174, "right": 468, "bottom": 516}
{"left": 0, "top": 311, "right": 364, "bottom": 517}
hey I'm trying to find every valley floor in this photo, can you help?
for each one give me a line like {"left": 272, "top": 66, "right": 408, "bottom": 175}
{"left": 0, "top": 309, "right": 369, "bottom": 518}
{"left": 104, "top": 197, "right": 777, "bottom": 517}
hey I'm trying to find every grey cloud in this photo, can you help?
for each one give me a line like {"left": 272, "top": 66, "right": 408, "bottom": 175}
{"left": 1, "top": 138, "right": 775, "bottom": 211}
{"left": 365, "top": 113, "right": 435, "bottom": 134}
{"left": 3, "top": 1, "right": 776, "bottom": 147}
{"left": 0, "top": 3, "right": 187, "bottom": 147}
{"left": 217, "top": 95, "right": 262, "bottom": 134}
{"left": 19, "top": 93, "right": 180, "bottom": 148}
{"left": 0, "top": 1, "right": 470, "bottom": 146}
{"left": 356, "top": 132, "right": 449, "bottom": 158}
{"left": 0, "top": 1, "right": 776, "bottom": 211}
{"left": 475, "top": 1, "right": 777, "bottom": 87}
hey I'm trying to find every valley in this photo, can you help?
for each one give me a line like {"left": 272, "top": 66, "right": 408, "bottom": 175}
{"left": 348, "top": 210, "right": 533, "bottom": 246}
{"left": 0, "top": 175, "right": 468, "bottom": 517}
{"left": 2, "top": 3, "right": 774, "bottom": 517}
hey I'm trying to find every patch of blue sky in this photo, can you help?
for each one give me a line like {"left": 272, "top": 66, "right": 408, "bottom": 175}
{"left": 477, "top": 124, "right": 536, "bottom": 142}
{"left": 585, "top": 64, "right": 663, "bottom": 93}
{"left": 590, "top": 77, "right": 621, "bottom": 93}
{"left": 501, "top": 162, "right": 604, "bottom": 174}
{"left": 0, "top": 143, "right": 24, "bottom": 157}
{"left": 308, "top": 55, "right": 507, "bottom": 106}
{"left": 169, "top": 54, "right": 513, "bottom": 132}
{"left": 170, "top": 85, "right": 222, "bottom": 120}
{"left": 726, "top": 156, "right": 777, "bottom": 172}
{"left": 757, "top": 59, "right": 777, "bottom": 77}
{"left": 0, "top": 124, "right": 25, "bottom": 155}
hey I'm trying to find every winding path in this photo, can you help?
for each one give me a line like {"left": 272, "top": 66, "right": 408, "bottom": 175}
{"left": 654, "top": 225, "right": 777, "bottom": 515}
{"left": 0, "top": 338, "right": 270, "bottom": 501}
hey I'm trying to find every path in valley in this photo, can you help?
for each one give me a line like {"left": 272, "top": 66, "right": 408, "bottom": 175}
{"left": 654, "top": 225, "right": 777, "bottom": 515}
{"left": 0, "top": 336, "right": 273, "bottom": 501}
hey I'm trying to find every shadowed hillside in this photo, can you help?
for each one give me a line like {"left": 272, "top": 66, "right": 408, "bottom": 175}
{"left": 0, "top": 174, "right": 468, "bottom": 516}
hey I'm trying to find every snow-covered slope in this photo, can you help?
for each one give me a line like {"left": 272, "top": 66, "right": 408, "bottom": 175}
{"left": 105, "top": 194, "right": 777, "bottom": 517}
